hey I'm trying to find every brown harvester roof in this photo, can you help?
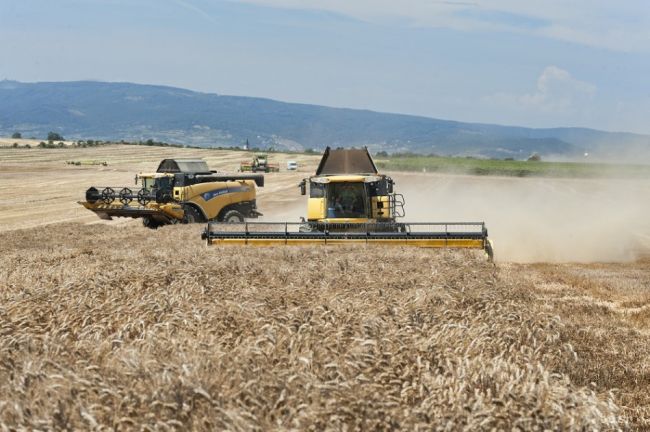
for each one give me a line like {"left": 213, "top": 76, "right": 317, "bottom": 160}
{"left": 315, "top": 147, "right": 379, "bottom": 175}
{"left": 156, "top": 159, "right": 211, "bottom": 174}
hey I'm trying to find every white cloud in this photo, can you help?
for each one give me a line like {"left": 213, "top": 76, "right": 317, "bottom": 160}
{"left": 485, "top": 66, "right": 596, "bottom": 115}
{"left": 229, "top": 0, "right": 650, "bottom": 52}
{"left": 480, "top": 66, "right": 599, "bottom": 128}
{"left": 517, "top": 66, "right": 596, "bottom": 112}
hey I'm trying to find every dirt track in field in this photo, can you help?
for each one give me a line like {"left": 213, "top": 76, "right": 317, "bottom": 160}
{"left": 1, "top": 146, "right": 650, "bottom": 429}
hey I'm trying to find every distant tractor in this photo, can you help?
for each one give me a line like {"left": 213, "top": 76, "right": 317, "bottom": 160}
{"left": 240, "top": 154, "right": 280, "bottom": 173}
{"left": 67, "top": 160, "right": 108, "bottom": 166}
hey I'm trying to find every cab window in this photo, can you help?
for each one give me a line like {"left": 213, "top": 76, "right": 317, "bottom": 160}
{"left": 327, "top": 183, "right": 366, "bottom": 218}
{"left": 310, "top": 182, "right": 325, "bottom": 198}
{"left": 155, "top": 176, "right": 173, "bottom": 190}
{"left": 142, "top": 177, "right": 155, "bottom": 190}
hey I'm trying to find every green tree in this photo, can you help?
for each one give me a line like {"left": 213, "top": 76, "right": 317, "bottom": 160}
{"left": 47, "top": 131, "right": 64, "bottom": 141}
{"left": 11, "top": 132, "right": 21, "bottom": 139}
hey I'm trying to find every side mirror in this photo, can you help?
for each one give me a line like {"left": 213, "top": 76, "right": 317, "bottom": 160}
{"left": 134, "top": 174, "right": 139, "bottom": 186}
{"left": 299, "top": 179, "right": 306, "bottom": 196}
{"left": 388, "top": 180, "right": 394, "bottom": 194}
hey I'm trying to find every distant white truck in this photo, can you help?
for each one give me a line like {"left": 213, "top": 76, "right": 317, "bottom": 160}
{"left": 287, "top": 160, "right": 298, "bottom": 170}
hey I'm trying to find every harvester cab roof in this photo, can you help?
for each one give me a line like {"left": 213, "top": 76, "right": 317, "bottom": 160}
{"left": 315, "top": 147, "right": 379, "bottom": 175}
{"left": 156, "top": 158, "right": 211, "bottom": 174}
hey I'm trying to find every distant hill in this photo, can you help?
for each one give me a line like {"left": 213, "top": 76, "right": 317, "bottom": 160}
{"left": 1, "top": 80, "right": 649, "bottom": 160}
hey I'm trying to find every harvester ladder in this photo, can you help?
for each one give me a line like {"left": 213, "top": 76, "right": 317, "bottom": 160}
{"left": 389, "top": 193, "right": 406, "bottom": 218}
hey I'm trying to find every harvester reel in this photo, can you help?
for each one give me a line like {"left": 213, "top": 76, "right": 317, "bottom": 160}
{"left": 85, "top": 187, "right": 100, "bottom": 204}
{"left": 101, "top": 187, "right": 116, "bottom": 204}
{"left": 137, "top": 188, "right": 151, "bottom": 206}
{"left": 119, "top": 188, "right": 133, "bottom": 205}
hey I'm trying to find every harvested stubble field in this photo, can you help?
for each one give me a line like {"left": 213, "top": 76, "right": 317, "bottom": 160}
{"left": 0, "top": 145, "right": 319, "bottom": 231}
{"left": 1, "top": 223, "right": 649, "bottom": 430}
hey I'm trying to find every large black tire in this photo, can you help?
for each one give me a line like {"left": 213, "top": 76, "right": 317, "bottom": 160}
{"left": 182, "top": 205, "right": 204, "bottom": 224}
{"left": 142, "top": 216, "right": 161, "bottom": 230}
{"left": 221, "top": 209, "right": 245, "bottom": 223}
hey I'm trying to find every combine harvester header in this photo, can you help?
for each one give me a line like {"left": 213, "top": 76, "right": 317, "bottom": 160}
{"left": 203, "top": 147, "right": 493, "bottom": 260}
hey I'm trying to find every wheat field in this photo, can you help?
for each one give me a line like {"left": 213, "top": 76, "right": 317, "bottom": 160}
{"left": 1, "top": 146, "right": 649, "bottom": 430}
{"left": 2, "top": 223, "right": 649, "bottom": 430}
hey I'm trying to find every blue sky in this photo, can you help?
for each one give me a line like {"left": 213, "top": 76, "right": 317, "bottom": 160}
{"left": 0, "top": 0, "right": 648, "bottom": 133}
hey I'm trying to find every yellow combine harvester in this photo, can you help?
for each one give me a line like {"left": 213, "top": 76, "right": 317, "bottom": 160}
{"left": 81, "top": 159, "right": 264, "bottom": 228}
{"left": 203, "top": 147, "right": 493, "bottom": 260}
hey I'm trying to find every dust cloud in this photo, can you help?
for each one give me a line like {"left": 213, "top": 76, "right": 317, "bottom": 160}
{"left": 258, "top": 200, "right": 304, "bottom": 224}
{"left": 255, "top": 171, "right": 650, "bottom": 263}
{"left": 395, "top": 172, "right": 650, "bottom": 263}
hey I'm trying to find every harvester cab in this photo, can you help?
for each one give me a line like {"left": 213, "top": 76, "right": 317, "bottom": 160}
{"left": 254, "top": 154, "right": 268, "bottom": 171}
{"left": 299, "top": 147, "right": 405, "bottom": 224}
{"left": 80, "top": 158, "right": 265, "bottom": 228}
{"left": 204, "top": 148, "right": 494, "bottom": 261}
